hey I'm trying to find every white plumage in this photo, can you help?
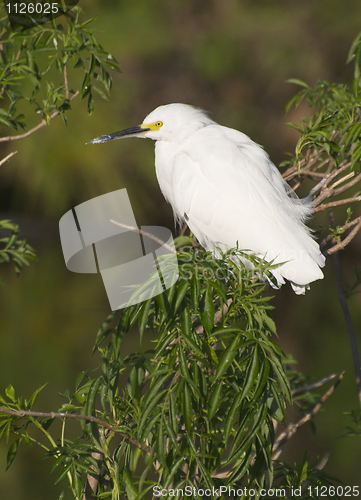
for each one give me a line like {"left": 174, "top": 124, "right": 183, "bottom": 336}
{"left": 89, "top": 103, "right": 325, "bottom": 294}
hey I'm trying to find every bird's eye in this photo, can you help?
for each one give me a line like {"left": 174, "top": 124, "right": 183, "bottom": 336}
{"left": 156, "top": 121, "right": 163, "bottom": 127}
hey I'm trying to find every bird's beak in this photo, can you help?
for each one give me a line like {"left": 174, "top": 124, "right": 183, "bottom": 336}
{"left": 87, "top": 124, "right": 151, "bottom": 144}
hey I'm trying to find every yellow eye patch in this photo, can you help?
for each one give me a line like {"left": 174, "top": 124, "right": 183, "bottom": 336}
{"left": 141, "top": 121, "right": 163, "bottom": 131}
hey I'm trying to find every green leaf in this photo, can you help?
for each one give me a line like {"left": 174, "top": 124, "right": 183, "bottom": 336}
{"left": 194, "top": 456, "right": 213, "bottom": 488}
{"left": 286, "top": 78, "right": 310, "bottom": 89}
{"left": 183, "top": 385, "right": 192, "bottom": 433}
{"left": 181, "top": 306, "right": 192, "bottom": 338}
{"left": 164, "top": 456, "right": 187, "bottom": 488}
{"left": 138, "top": 298, "right": 152, "bottom": 341}
{"left": 169, "top": 393, "right": 178, "bottom": 434}
{"left": 178, "top": 346, "right": 190, "bottom": 379}
{"left": 138, "top": 390, "right": 166, "bottom": 438}
{"left": 127, "top": 366, "right": 139, "bottom": 402}
{"left": 208, "top": 382, "right": 223, "bottom": 420}
{"left": 5, "top": 385, "right": 15, "bottom": 403}
{"left": 200, "top": 286, "right": 215, "bottom": 335}
{"left": 139, "top": 412, "right": 160, "bottom": 445}
{"left": 228, "top": 446, "right": 252, "bottom": 482}
{"left": 190, "top": 274, "right": 199, "bottom": 310}
{"left": 75, "top": 371, "right": 87, "bottom": 391}
{"left": 122, "top": 467, "right": 138, "bottom": 500}
{"left": 173, "top": 280, "right": 189, "bottom": 315}
{"left": 164, "top": 414, "right": 178, "bottom": 448}
{"left": 215, "top": 336, "right": 240, "bottom": 380}
{"left": 224, "top": 391, "right": 244, "bottom": 441}
{"left": 269, "top": 358, "right": 292, "bottom": 402}
{"left": 55, "top": 462, "right": 72, "bottom": 484}
{"left": 253, "top": 357, "right": 270, "bottom": 402}
{"left": 93, "top": 310, "right": 118, "bottom": 352}
{"left": 142, "top": 373, "right": 169, "bottom": 409}
{"left": 6, "top": 439, "right": 21, "bottom": 470}
{"left": 51, "top": 454, "right": 67, "bottom": 473}
{"left": 211, "top": 280, "right": 227, "bottom": 303}
{"left": 228, "top": 407, "right": 255, "bottom": 458}
{"left": 228, "top": 399, "right": 268, "bottom": 464}
{"left": 84, "top": 378, "right": 102, "bottom": 419}
{"left": 173, "top": 235, "right": 192, "bottom": 248}
{"left": 88, "top": 91, "right": 95, "bottom": 115}
{"left": 27, "top": 383, "right": 47, "bottom": 410}
{"left": 241, "top": 346, "right": 259, "bottom": 400}
{"left": 156, "top": 417, "right": 165, "bottom": 466}
{"left": 182, "top": 330, "right": 205, "bottom": 359}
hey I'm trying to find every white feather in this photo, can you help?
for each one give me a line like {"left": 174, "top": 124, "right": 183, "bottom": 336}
{"left": 96, "top": 103, "right": 325, "bottom": 294}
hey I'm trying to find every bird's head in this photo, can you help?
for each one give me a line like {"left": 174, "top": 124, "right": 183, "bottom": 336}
{"left": 87, "top": 103, "right": 214, "bottom": 145}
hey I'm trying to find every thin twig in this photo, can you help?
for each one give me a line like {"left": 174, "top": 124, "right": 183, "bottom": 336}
{"left": 309, "top": 176, "right": 329, "bottom": 197}
{"left": 63, "top": 65, "right": 70, "bottom": 102}
{"left": 333, "top": 172, "right": 361, "bottom": 196}
{"left": 0, "top": 407, "right": 150, "bottom": 453}
{"left": 110, "top": 219, "right": 176, "bottom": 254}
{"left": 291, "top": 373, "right": 339, "bottom": 397}
{"left": 329, "top": 211, "right": 361, "bottom": 407}
{"left": 314, "top": 195, "right": 361, "bottom": 212}
{"left": 272, "top": 372, "right": 345, "bottom": 459}
{"left": 320, "top": 216, "right": 361, "bottom": 250}
{"left": 0, "top": 151, "right": 17, "bottom": 167}
{"left": 313, "top": 162, "right": 353, "bottom": 206}
{"left": 323, "top": 220, "right": 361, "bottom": 256}
{"left": 330, "top": 171, "right": 355, "bottom": 189}
{"left": 0, "top": 90, "right": 79, "bottom": 142}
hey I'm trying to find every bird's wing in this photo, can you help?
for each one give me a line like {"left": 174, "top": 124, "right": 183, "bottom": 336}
{"left": 170, "top": 125, "right": 324, "bottom": 286}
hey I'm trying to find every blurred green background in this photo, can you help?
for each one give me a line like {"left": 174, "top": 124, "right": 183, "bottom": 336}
{"left": 1, "top": 0, "right": 361, "bottom": 498}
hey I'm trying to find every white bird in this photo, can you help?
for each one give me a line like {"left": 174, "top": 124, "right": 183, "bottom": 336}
{"left": 88, "top": 103, "right": 325, "bottom": 294}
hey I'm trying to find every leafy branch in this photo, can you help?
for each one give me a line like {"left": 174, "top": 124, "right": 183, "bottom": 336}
{"left": 0, "top": 245, "right": 343, "bottom": 499}
{"left": 282, "top": 30, "right": 361, "bottom": 411}
{"left": 0, "top": 219, "right": 36, "bottom": 288}
{"left": 0, "top": 5, "right": 120, "bottom": 139}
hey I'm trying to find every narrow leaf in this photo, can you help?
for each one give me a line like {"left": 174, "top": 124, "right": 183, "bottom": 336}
{"left": 215, "top": 336, "right": 240, "bottom": 380}
{"left": 6, "top": 439, "right": 21, "bottom": 470}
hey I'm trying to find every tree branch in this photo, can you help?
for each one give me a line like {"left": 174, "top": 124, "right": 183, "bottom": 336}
{"left": 0, "top": 90, "right": 79, "bottom": 143}
{"left": 0, "top": 151, "right": 17, "bottom": 167}
{"left": 272, "top": 371, "right": 345, "bottom": 460}
{"left": 323, "top": 219, "right": 361, "bottom": 256}
{"left": 110, "top": 220, "right": 176, "bottom": 254}
{"left": 314, "top": 195, "right": 361, "bottom": 212}
{"left": 64, "top": 65, "right": 70, "bottom": 102}
{"left": 291, "top": 373, "right": 339, "bottom": 397}
{"left": 0, "top": 407, "right": 150, "bottom": 453}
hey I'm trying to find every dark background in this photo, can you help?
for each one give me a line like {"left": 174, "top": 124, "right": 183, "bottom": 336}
{"left": 1, "top": 1, "right": 361, "bottom": 498}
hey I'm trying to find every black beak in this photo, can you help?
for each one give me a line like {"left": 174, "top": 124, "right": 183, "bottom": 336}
{"left": 87, "top": 125, "right": 150, "bottom": 144}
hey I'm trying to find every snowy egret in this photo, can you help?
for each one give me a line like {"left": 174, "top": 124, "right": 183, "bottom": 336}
{"left": 88, "top": 103, "right": 325, "bottom": 294}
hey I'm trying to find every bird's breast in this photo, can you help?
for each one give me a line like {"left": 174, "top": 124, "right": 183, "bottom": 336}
{"left": 154, "top": 140, "right": 180, "bottom": 208}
